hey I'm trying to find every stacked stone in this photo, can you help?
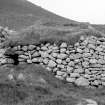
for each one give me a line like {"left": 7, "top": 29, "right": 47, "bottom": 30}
{"left": 0, "top": 26, "right": 15, "bottom": 66}
{"left": 0, "top": 48, "right": 14, "bottom": 65}
{"left": 7, "top": 35, "right": 105, "bottom": 88}
{"left": 0, "top": 26, "right": 10, "bottom": 43}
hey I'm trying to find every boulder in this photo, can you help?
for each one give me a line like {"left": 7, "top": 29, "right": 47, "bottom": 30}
{"left": 75, "top": 77, "right": 89, "bottom": 86}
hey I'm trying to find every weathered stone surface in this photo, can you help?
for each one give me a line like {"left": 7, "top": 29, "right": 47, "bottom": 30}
{"left": 89, "top": 59, "right": 97, "bottom": 64}
{"left": 70, "top": 73, "right": 80, "bottom": 78}
{"left": 19, "top": 55, "right": 29, "bottom": 59}
{"left": 43, "top": 58, "right": 49, "bottom": 64}
{"left": 57, "top": 64, "right": 65, "bottom": 69}
{"left": 27, "top": 59, "right": 32, "bottom": 64}
{"left": 60, "top": 42, "right": 67, "bottom": 48}
{"left": 52, "top": 46, "right": 58, "bottom": 50}
{"left": 83, "top": 48, "right": 90, "bottom": 53}
{"left": 66, "top": 58, "right": 70, "bottom": 62}
{"left": 40, "top": 52, "right": 49, "bottom": 58}
{"left": 51, "top": 53, "right": 58, "bottom": 58}
{"left": 13, "top": 46, "right": 18, "bottom": 51}
{"left": 17, "top": 45, "right": 21, "bottom": 50}
{"left": 66, "top": 77, "right": 75, "bottom": 83}
{"left": 76, "top": 48, "right": 83, "bottom": 53}
{"left": 75, "top": 77, "right": 89, "bottom": 86}
{"left": 49, "top": 55, "right": 56, "bottom": 61}
{"left": 15, "top": 51, "right": 24, "bottom": 55}
{"left": 56, "top": 71, "right": 65, "bottom": 76}
{"left": 62, "top": 60, "right": 67, "bottom": 65}
{"left": 4, "top": 35, "right": 105, "bottom": 88}
{"left": 83, "top": 53, "right": 91, "bottom": 58}
{"left": 6, "top": 58, "right": 14, "bottom": 64}
{"left": 84, "top": 99, "right": 98, "bottom": 105}
{"left": 88, "top": 44, "right": 95, "bottom": 49}
{"left": 18, "top": 58, "right": 25, "bottom": 62}
{"left": 80, "top": 36, "right": 85, "bottom": 41}
{"left": 66, "top": 66, "right": 73, "bottom": 73}
{"left": 32, "top": 58, "right": 39, "bottom": 63}
{"left": 55, "top": 75, "right": 64, "bottom": 80}
{"left": 74, "top": 68, "right": 84, "bottom": 73}
{"left": 82, "top": 61, "right": 89, "bottom": 68}
{"left": 68, "top": 61, "right": 75, "bottom": 66}
{"left": 0, "top": 58, "right": 7, "bottom": 64}
{"left": 57, "top": 53, "right": 67, "bottom": 59}
{"left": 48, "top": 60, "right": 56, "bottom": 67}
{"left": 41, "top": 46, "right": 48, "bottom": 50}
{"left": 56, "top": 59, "right": 62, "bottom": 64}
{"left": 22, "top": 46, "right": 28, "bottom": 51}
{"left": 92, "top": 80, "right": 101, "bottom": 86}
{"left": 17, "top": 73, "right": 25, "bottom": 80}
{"left": 32, "top": 52, "right": 40, "bottom": 57}
{"left": 102, "top": 82, "right": 105, "bottom": 86}
{"left": 97, "top": 59, "right": 105, "bottom": 64}
{"left": 96, "top": 46, "right": 103, "bottom": 52}
{"left": 60, "top": 48, "right": 66, "bottom": 53}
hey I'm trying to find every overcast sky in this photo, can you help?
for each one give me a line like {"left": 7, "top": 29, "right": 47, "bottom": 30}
{"left": 27, "top": 0, "right": 105, "bottom": 24}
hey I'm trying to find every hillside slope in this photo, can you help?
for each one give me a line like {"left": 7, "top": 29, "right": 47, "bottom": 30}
{"left": 0, "top": 0, "right": 80, "bottom": 30}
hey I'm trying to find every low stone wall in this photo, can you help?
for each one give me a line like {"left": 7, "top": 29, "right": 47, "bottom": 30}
{"left": 0, "top": 26, "right": 105, "bottom": 88}
{"left": 2, "top": 35, "right": 105, "bottom": 88}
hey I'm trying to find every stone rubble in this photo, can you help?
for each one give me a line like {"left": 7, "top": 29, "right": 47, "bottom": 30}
{"left": 1, "top": 32, "right": 105, "bottom": 88}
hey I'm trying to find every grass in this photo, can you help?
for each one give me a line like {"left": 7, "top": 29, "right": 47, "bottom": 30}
{"left": 1, "top": 0, "right": 105, "bottom": 105}
{"left": 0, "top": 64, "right": 105, "bottom": 105}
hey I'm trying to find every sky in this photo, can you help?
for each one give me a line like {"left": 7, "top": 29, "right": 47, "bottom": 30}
{"left": 27, "top": 0, "right": 105, "bottom": 24}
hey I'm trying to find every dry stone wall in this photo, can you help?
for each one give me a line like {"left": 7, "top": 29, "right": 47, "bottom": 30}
{"left": 1, "top": 35, "right": 105, "bottom": 88}
{"left": 1, "top": 27, "right": 105, "bottom": 88}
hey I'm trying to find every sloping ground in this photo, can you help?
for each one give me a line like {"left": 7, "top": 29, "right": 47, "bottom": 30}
{"left": 0, "top": 0, "right": 81, "bottom": 31}
{"left": 0, "top": 23, "right": 105, "bottom": 105}
{"left": 0, "top": 1, "right": 105, "bottom": 105}
{"left": 92, "top": 25, "right": 105, "bottom": 34}
{"left": 0, "top": 64, "right": 105, "bottom": 105}
{"left": 4, "top": 22, "right": 104, "bottom": 48}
